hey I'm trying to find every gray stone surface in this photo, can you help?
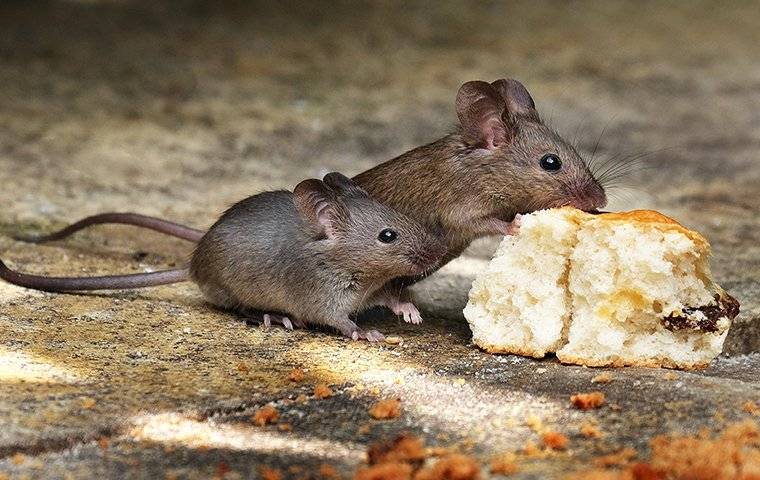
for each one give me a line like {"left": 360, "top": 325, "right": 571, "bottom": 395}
{"left": 0, "top": 1, "right": 758, "bottom": 478}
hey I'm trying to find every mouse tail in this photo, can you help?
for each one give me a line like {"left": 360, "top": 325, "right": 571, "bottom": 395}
{"left": 14, "top": 213, "right": 205, "bottom": 243}
{"left": 0, "top": 259, "right": 189, "bottom": 292}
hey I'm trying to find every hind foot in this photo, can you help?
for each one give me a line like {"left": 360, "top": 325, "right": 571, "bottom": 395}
{"left": 349, "top": 328, "right": 385, "bottom": 342}
{"left": 257, "top": 313, "right": 306, "bottom": 331}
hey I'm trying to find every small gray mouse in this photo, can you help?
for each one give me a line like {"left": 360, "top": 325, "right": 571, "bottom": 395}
{"left": 17, "top": 78, "right": 608, "bottom": 279}
{"left": 0, "top": 173, "right": 446, "bottom": 341}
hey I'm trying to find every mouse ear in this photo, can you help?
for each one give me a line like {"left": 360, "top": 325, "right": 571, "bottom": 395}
{"left": 322, "top": 172, "right": 369, "bottom": 198}
{"left": 490, "top": 79, "right": 540, "bottom": 122}
{"left": 456, "top": 81, "right": 509, "bottom": 149}
{"left": 293, "top": 179, "right": 349, "bottom": 239}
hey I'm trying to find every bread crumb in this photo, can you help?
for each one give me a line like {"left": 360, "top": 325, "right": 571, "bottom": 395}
{"left": 742, "top": 400, "right": 760, "bottom": 417}
{"left": 571, "top": 392, "right": 606, "bottom": 409}
{"left": 369, "top": 399, "right": 402, "bottom": 420}
{"left": 413, "top": 454, "right": 480, "bottom": 480}
{"left": 454, "top": 378, "right": 466, "bottom": 386}
{"left": 236, "top": 362, "right": 250, "bottom": 373}
{"left": 81, "top": 397, "right": 97, "bottom": 409}
{"left": 662, "top": 372, "right": 678, "bottom": 381}
{"left": 580, "top": 422, "right": 603, "bottom": 438}
{"left": 314, "top": 383, "right": 333, "bottom": 399}
{"left": 490, "top": 452, "right": 519, "bottom": 475}
{"left": 295, "top": 393, "right": 308, "bottom": 403}
{"left": 252, "top": 405, "right": 279, "bottom": 426}
{"left": 277, "top": 423, "right": 292, "bottom": 432}
{"left": 98, "top": 437, "right": 110, "bottom": 450}
{"left": 593, "top": 448, "right": 637, "bottom": 467}
{"left": 358, "top": 423, "right": 372, "bottom": 435}
{"left": 259, "top": 466, "right": 282, "bottom": 480}
{"left": 288, "top": 368, "right": 305, "bottom": 382}
{"left": 542, "top": 431, "right": 569, "bottom": 450}
{"left": 319, "top": 463, "right": 340, "bottom": 479}
{"left": 591, "top": 373, "right": 613, "bottom": 384}
{"left": 11, "top": 453, "right": 25, "bottom": 465}
{"left": 367, "top": 434, "right": 426, "bottom": 465}
{"left": 521, "top": 439, "right": 544, "bottom": 457}
{"left": 385, "top": 336, "right": 403, "bottom": 345}
{"left": 355, "top": 462, "right": 412, "bottom": 480}
{"left": 524, "top": 414, "right": 543, "bottom": 432}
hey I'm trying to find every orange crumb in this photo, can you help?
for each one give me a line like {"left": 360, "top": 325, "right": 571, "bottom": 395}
{"left": 542, "top": 431, "right": 569, "bottom": 450}
{"left": 278, "top": 423, "right": 292, "bottom": 432}
{"left": 629, "top": 463, "right": 663, "bottom": 480}
{"left": 98, "top": 437, "right": 110, "bottom": 450}
{"left": 319, "top": 463, "right": 340, "bottom": 479}
{"left": 216, "top": 462, "right": 231, "bottom": 477}
{"left": 259, "top": 466, "right": 282, "bottom": 480}
{"left": 580, "top": 422, "right": 603, "bottom": 438}
{"left": 288, "top": 368, "right": 305, "bottom": 382}
{"left": 368, "top": 434, "right": 426, "bottom": 465}
{"left": 742, "top": 401, "right": 760, "bottom": 417}
{"left": 11, "top": 453, "right": 25, "bottom": 465}
{"left": 252, "top": 405, "right": 279, "bottom": 426}
{"left": 358, "top": 423, "right": 372, "bottom": 435}
{"left": 524, "top": 414, "right": 543, "bottom": 432}
{"left": 295, "top": 393, "right": 308, "bottom": 403}
{"left": 591, "top": 373, "right": 613, "bottom": 384}
{"left": 370, "top": 386, "right": 381, "bottom": 396}
{"left": 314, "top": 383, "right": 333, "bottom": 399}
{"left": 369, "top": 399, "right": 402, "bottom": 420}
{"left": 490, "top": 452, "right": 519, "bottom": 475}
{"left": 571, "top": 392, "right": 606, "bottom": 410}
{"left": 413, "top": 453, "right": 480, "bottom": 480}
{"left": 196, "top": 444, "right": 210, "bottom": 452}
{"left": 355, "top": 462, "right": 412, "bottom": 480}
{"left": 236, "top": 362, "right": 250, "bottom": 373}
{"left": 593, "top": 448, "right": 637, "bottom": 467}
{"left": 521, "top": 439, "right": 543, "bottom": 457}
{"left": 165, "top": 473, "right": 179, "bottom": 480}
{"left": 81, "top": 397, "right": 97, "bottom": 409}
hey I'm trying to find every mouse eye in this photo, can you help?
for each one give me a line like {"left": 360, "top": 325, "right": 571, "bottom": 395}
{"left": 378, "top": 228, "right": 398, "bottom": 244}
{"left": 540, "top": 154, "right": 562, "bottom": 171}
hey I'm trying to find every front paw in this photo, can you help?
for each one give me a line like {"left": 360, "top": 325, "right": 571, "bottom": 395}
{"left": 504, "top": 214, "right": 521, "bottom": 236}
{"left": 392, "top": 302, "right": 423, "bottom": 325}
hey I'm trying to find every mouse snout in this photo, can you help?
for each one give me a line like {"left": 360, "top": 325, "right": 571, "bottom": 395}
{"left": 570, "top": 182, "right": 607, "bottom": 212}
{"left": 408, "top": 232, "right": 446, "bottom": 272}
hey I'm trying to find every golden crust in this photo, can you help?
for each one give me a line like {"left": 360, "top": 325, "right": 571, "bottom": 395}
{"left": 556, "top": 207, "right": 710, "bottom": 251}
{"left": 475, "top": 341, "right": 549, "bottom": 359}
{"left": 556, "top": 352, "right": 710, "bottom": 371}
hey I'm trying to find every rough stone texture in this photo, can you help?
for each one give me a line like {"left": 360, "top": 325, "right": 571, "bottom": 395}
{"left": 0, "top": 1, "right": 758, "bottom": 478}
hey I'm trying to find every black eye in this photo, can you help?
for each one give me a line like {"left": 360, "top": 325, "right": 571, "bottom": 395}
{"left": 540, "top": 154, "right": 562, "bottom": 171}
{"left": 378, "top": 228, "right": 398, "bottom": 243}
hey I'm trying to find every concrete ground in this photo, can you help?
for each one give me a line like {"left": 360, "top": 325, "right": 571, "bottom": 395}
{"left": 0, "top": 1, "right": 758, "bottom": 478}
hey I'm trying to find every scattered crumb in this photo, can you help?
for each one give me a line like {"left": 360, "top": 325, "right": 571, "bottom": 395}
{"left": 81, "top": 397, "right": 97, "bottom": 409}
{"left": 370, "top": 387, "right": 381, "bottom": 396}
{"left": 385, "top": 336, "right": 403, "bottom": 345}
{"left": 354, "top": 462, "right": 413, "bottom": 480}
{"left": 11, "top": 453, "right": 25, "bottom": 465}
{"left": 591, "top": 372, "right": 613, "bottom": 384}
{"left": 454, "top": 378, "right": 466, "bottom": 386}
{"left": 580, "top": 422, "right": 603, "bottom": 438}
{"left": 319, "top": 463, "right": 340, "bottom": 479}
{"left": 490, "top": 452, "right": 519, "bottom": 475}
{"left": 315, "top": 383, "right": 334, "bottom": 399}
{"left": 252, "top": 405, "right": 279, "bottom": 426}
{"left": 288, "top": 368, "right": 305, "bottom": 382}
{"left": 521, "top": 439, "right": 543, "bottom": 457}
{"left": 278, "top": 423, "right": 292, "bottom": 432}
{"left": 742, "top": 401, "right": 760, "bottom": 417}
{"left": 259, "top": 466, "right": 282, "bottom": 480}
{"left": 662, "top": 372, "right": 679, "bottom": 381}
{"left": 357, "top": 423, "right": 372, "bottom": 435}
{"left": 571, "top": 391, "right": 606, "bottom": 410}
{"left": 295, "top": 394, "right": 308, "bottom": 404}
{"left": 414, "top": 454, "right": 480, "bottom": 480}
{"left": 369, "top": 399, "right": 402, "bottom": 420}
{"left": 368, "top": 434, "right": 426, "bottom": 465}
{"left": 593, "top": 448, "right": 637, "bottom": 467}
{"left": 236, "top": 362, "right": 250, "bottom": 373}
{"left": 164, "top": 473, "right": 178, "bottom": 480}
{"left": 98, "top": 437, "right": 110, "bottom": 450}
{"left": 542, "top": 431, "right": 569, "bottom": 450}
{"left": 525, "top": 414, "right": 543, "bottom": 432}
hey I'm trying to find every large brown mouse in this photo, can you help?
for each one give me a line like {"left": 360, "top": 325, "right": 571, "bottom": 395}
{"left": 0, "top": 173, "right": 446, "bottom": 341}
{"left": 9, "top": 78, "right": 606, "bottom": 276}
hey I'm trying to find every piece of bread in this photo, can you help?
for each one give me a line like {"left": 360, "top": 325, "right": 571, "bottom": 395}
{"left": 463, "top": 208, "right": 739, "bottom": 369}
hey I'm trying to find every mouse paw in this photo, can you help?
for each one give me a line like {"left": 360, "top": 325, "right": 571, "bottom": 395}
{"left": 350, "top": 328, "right": 386, "bottom": 342}
{"left": 262, "top": 313, "right": 298, "bottom": 331}
{"left": 392, "top": 301, "right": 423, "bottom": 325}
{"left": 506, "top": 213, "right": 522, "bottom": 235}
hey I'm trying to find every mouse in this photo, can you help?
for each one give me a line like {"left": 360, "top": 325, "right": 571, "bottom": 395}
{"left": 0, "top": 173, "right": 446, "bottom": 342}
{"left": 12, "top": 78, "right": 607, "bottom": 278}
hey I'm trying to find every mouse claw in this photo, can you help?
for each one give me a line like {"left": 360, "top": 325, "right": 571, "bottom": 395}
{"left": 262, "top": 314, "right": 272, "bottom": 329}
{"left": 348, "top": 328, "right": 385, "bottom": 342}
{"left": 282, "top": 317, "right": 294, "bottom": 330}
{"left": 392, "top": 302, "right": 423, "bottom": 325}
